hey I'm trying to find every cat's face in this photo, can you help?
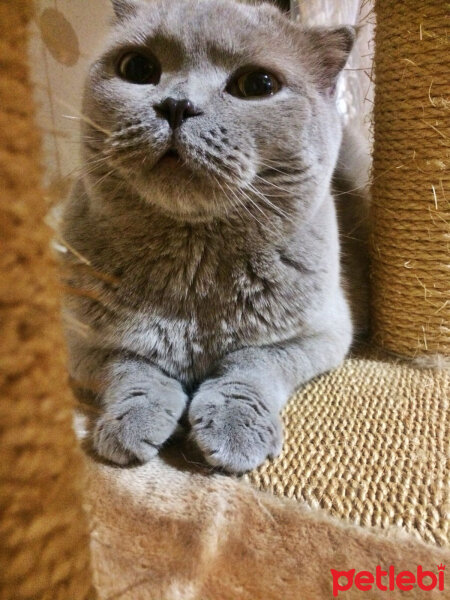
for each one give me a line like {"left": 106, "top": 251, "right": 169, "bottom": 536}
{"left": 83, "top": 0, "right": 354, "bottom": 220}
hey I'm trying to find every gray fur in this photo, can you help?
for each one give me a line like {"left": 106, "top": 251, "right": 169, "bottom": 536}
{"left": 61, "top": 0, "right": 367, "bottom": 472}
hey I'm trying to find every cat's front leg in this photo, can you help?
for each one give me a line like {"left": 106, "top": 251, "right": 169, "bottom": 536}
{"left": 90, "top": 358, "right": 188, "bottom": 465}
{"left": 189, "top": 327, "right": 352, "bottom": 473}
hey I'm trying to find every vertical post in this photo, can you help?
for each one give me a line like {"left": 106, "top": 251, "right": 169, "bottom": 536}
{"left": 0, "top": 1, "right": 96, "bottom": 598}
{"left": 371, "top": 0, "right": 449, "bottom": 359}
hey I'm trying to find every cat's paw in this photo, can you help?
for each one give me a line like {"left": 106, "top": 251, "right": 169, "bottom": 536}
{"left": 93, "top": 381, "right": 187, "bottom": 465}
{"left": 189, "top": 380, "right": 283, "bottom": 473}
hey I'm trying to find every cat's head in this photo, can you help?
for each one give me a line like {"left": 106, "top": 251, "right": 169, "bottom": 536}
{"left": 83, "top": 0, "right": 354, "bottom": 221}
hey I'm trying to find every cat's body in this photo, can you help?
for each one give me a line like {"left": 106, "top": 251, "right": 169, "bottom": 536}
{"left": 64, "top": 178, "right": 346, "bottom": 387}
{"left": 61, "top": 0, "right": 369, "bottom": 472}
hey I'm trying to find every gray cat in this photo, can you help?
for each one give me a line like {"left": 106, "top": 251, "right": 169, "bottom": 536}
{"left": 61, "top": 0, "right": 369, "bottom": 473}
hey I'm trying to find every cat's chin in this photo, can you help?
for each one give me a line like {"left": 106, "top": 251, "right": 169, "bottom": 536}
{"left": 156, "top": 148, "right": 184, "bottom": 168}
{"left": 135, "top": 171, "right": 225, "bottom": 223}
{"left": 147, "top": 159, "right": 206, "bottom": 192}
{"left": 127, "top": 152, "right": 245, "bottom": 222}
{"left": 146, "top": 198, "right": 225, "bottom": 223}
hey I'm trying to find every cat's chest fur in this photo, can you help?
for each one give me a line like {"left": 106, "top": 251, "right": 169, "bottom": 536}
{"left": 68, "top": 198, "right": 333, "bottom": 386}
{"left": 111, "top": 222, "right": 315, "bottom": 382}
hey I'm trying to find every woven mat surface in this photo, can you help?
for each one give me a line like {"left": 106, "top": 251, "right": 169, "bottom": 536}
{"left": 246, "top": 349, "right": 449, "bottom": 547}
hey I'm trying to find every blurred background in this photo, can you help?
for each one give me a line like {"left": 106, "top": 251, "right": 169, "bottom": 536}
{"left": 29, "top": 0, "right": 374, "bottom": 194}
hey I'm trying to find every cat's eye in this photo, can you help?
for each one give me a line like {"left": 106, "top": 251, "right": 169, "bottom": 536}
{"left": 227, "top": 69, "right": 281, "bottom": 99}
{"left": 117, "top": 52, "right": 161, "bottom": 85}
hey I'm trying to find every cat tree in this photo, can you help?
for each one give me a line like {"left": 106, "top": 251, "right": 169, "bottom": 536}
{"left": 1, "top": 0, "right": 448, "bottom": 598}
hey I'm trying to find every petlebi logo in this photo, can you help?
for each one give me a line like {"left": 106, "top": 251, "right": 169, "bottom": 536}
{"left": 330, "top": 564, "right": 445, "bottom": 597}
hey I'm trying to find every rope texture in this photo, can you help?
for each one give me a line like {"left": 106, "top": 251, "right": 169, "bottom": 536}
{"left": 247, "top": 351, "right": 449, "bottom": 547}
{"left": 370, "top": 0, "right": 450, "bottom": 357}
{"left": 0, "top": 1, "right": 96, "bottom": 598}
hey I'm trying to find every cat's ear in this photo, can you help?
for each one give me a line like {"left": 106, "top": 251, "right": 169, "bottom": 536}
{"left": 304, "top": 26, "right": 355, "bottom": 93}
{"left": 111, "top": 0, "right": 140, "bottom": 21}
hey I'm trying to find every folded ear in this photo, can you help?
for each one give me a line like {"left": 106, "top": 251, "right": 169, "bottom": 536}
{"left": 305, "top": 26, "right": 356, "bottom": 93}
{"left": 111, "top": 0, "right": 140, "bottom": 21}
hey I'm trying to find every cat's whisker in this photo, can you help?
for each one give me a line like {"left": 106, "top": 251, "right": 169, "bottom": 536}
{"left": 211, "top": 176, "right": 239, "bottom": 213}
{"left": 81, "top": 152, "right": 110, "bottom": 166}
{"left": 53, "top": 235, "right": 92, "bottom": 266}
{"left": 332, "top": 179, "right": 371, "bottom": 197}
{"left": 228, "top": 196, "right": 257, "bottom": 228}
{"left": 61, "top": 113, "right": 112, "bottom": 138}
{"left": 45, "top": 157, "right": 111, "bottom": 185}
{"left": 85, "top": 154, "right": 110, "bottom": 166}
{"left": 78, "top": 164, "right": 112, "bottom": 181}
{"left": 237, "top": 187, "right": 268, "bottom": 220}
{"left": 65, "top": 156, "right": 112, "bottom": 180}
{"left": 60, "top": 134, "right": 105, "bottom": 149}
{"left": 221, "top": 183, "right": 256, "bottom": 222}
{"left": 222, "top": 181, "right": 268, "bottom": 230}
{"left": 90, "top": 167, "right": 119, "bottom": 189}
{"left": 258, "top": 156, "right": 299, "bottom": 166}
{"left": 53, "top": 95, "right": 112, "bottom": 137}
{"left": 258, "top": 156, "right": 308, "bottom": 170}
{"left": 212, "top": 176, "right": 259, "bottom": 228}
{"left": 254, "top": 173, "right": 308, "bottom": 196}
{"left": 247, "top": 181, "right": 290, "bottom": 205}
{"left": 63, "top": 138, "right": 98, "bottom": 146}
{"left": 244, "top": 183, "right": 293, "bottom": 222}
{"left": 248, "top": 194, "right": 293, "bottom": 225}
{"left": 256, "top": 163, "right": 290, "bottom": 177}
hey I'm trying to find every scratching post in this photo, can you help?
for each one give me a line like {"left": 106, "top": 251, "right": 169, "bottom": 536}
{"left": 371, "top": 0, "right": 450, "bottom": 359}
{"left": 0, "top": 1, "right": 96, "bottom": 598}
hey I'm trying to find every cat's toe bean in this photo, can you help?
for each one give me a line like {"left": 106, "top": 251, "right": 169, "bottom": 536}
{"left": 189, "top": 382, "right": 283, "bottom": 473}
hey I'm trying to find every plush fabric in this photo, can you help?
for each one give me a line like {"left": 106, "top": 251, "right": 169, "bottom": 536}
{"left": 85, "top": 437, "right": 449, "bottom": 600}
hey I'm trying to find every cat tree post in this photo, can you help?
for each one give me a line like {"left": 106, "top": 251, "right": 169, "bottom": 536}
{"left": 0, "top": 1, "right": 96, "bottom": 598}
{"left": 371, "top": 0, "right": 449, "bottom": 360}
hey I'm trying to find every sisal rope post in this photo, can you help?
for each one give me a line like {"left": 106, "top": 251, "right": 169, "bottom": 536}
{"left": 370, "top": 0, "right": 450, "bottom": 359}
{"left": 0, "top": 1, "right": 96, "bottom": 598}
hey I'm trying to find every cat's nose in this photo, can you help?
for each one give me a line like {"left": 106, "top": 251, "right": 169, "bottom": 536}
{"left": 154, "top": 97, "right": 202, "bottom": 130}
